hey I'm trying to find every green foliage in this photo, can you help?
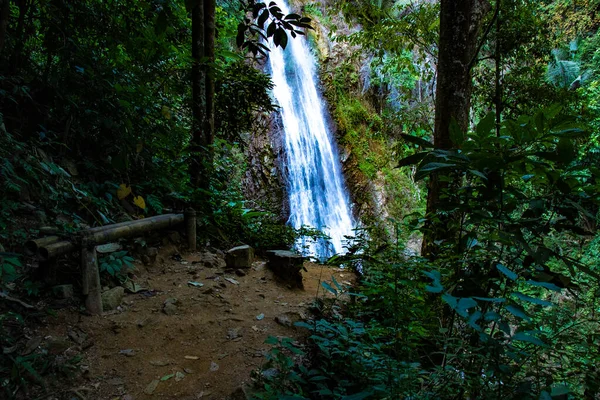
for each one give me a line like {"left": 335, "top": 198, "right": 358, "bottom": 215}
{"left": 255, "top": 105, "right": 600, "bottom": 399}
{"left": 99, "top": 251, "right": 135, "bottom": 280}
{"left": 236, "top": 0, "right": 314, "bottom": 57}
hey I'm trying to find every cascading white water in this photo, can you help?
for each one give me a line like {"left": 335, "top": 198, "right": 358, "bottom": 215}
{"left": 267, "top": 1, "right": 355, "bottom": 259}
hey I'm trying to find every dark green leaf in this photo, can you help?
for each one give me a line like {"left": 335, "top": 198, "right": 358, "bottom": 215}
{"left": 526, "top": 280, "right": 561, "bottom": 292}
{"left": 400, "top": 133, "right": 433, "bottom": 148}
{"left": 396, "top": 152, "right": 427, "bottom": 168}
{"left": 512, "top": 332, "right": 547, "bottom": 347}
{"left": 513, "top": 292, "right": 553, "bottom": 307}
{"left": 506, "top": 305, "right": 531, "bottom": 321}
{"left": 496, "top": 264, "right": 518, "bottom": 281}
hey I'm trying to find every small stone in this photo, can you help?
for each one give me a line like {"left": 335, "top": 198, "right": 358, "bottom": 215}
{"left": 137, "top": 315, "right": 158, "bottom": 328}
{"left": 144, "top": 379, "right": 160, "bottom": 395}
{"left": 52, "top": 284, "right": 74, "bottom": 299}
{"left": 107, "top": 377, "right": 125, "bottom": 386}
{"left": 225, "top": 277, "right": 239, "bottom": 285}
{"left": 22, "top": 336, "right": 42, "bottom": 355}
{"left": 45, "top": 337, "right": 71, "bottom": 355}
{"left": 275, "top": 315, "right": 292, "bottom": 327}
{"left": 262, "top": 368, "right": 279, "bottom": 378}
{"left": 227, "top": 328, "right": 242, "bottom": 340}
{"left": 119, "top": 349, "right": 135, "bottom": 357}
{"left": 150, "top": 360, "right": 170, "bottom": 366}
{"left": 225, "top": 245, "right": 254, "bottom": 269}
{"left": 265, "top": 250, "right": 305, "bottom": 289}
{"left": 235, "top": 269, "right": 246, "bottom": 277}
{"left": 175, "top": 371, "right": 186, "bottom": 382}
{"left": 183, "top": 368, "right": 194, "bottom": 374}
{"left": 256, "top": 313, "right": 265, "bottom": 321}
{"left": 184, "top": 355, "right": 199, "bottom": 360}
{"left": 68, "top": 328, "right": 87, "bottom": 345}
{"left": 209, "top": 361, "right": 219, "bottom": 372}
{"left": 163, "top": 302, "right": 178, "bottom": 315}
{"left": 102, "top": 286, "right": 125, "bottom": 311}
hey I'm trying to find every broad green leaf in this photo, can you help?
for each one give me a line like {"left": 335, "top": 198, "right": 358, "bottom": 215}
{"left": 550, "top": 384, "right": 570, "bottom": 397}
{"left": 321, "top": 281, "right": 337, "bottom": 295}
{"left": 506, "top": 305, "right": 531, "bottom": 321}
{"left": 418, "top": 162, "right": 456, "bottom": 173}
{"left": 468, "top": 169, "right": 487, "bottom": 180}
{"left": 473, "top": 297, "right": 505, "bottom": 303}
{"left": 526, "top": 280, "right": 561, "bottom": 292}
{"left": 512, "top": 332, "right": 547, "bottom": 347}
{"left": 396, "top": 152, "right": 427, "bottom": 168}
{"left": 400, "top": 133, "right": 433, "bottom": 148}
{"left": 264, "top": 336, "right": 278, "bottom": 345}
{"left": 476, "top": 112, "right": 496, "bottom": 137}
{"left": 513, "top": 292, "right": 553, "bottom": 307}
{"left": 496, "top": 264, "right": 518, "bottom": 281}
{"left": 341, "top": 391, "right": 373, "bottom": 400}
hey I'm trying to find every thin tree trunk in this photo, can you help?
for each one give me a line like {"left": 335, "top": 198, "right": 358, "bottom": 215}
{"left": 191, "top": 0, "right": 206, "bottom": 187}
{"left": 421, "top": 0, "right": 491, "bottom": 257}
{"left": 0, "top": 0, "right": 10, "bottom": 55}
{"left": 202, "top": 0, "right": 215, "bottom": 190}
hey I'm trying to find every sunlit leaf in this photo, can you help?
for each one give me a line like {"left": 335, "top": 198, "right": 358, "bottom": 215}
{"left": 117, "top": 184, "right": 132, "bottom": 200}
{"left": 133, "top": 196, "right": 146, "bottom": 209}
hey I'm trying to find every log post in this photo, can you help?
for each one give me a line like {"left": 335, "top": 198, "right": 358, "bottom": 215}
{"left": 81, "top": 237, "right": 102, "bottom": 314}
{"left": 185, "top": 208, "right": 197, "bottom": 251}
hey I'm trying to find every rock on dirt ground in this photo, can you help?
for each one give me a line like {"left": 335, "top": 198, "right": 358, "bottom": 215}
{"left": 37, "top": 248, "right": 353, "bottom": 399}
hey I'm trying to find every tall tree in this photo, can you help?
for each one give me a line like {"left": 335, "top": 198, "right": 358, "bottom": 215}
{"left": 422, "top": 0, "right": 491, "bottom": 257}
{"left": 190, "top": 0, "right": 215, "bottom": 192}
{"left": 0, "top": 0, "right": 9, "bottom": 54}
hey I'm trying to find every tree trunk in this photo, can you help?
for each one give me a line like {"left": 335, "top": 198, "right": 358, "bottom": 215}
{"left": 203, "top": 0, "right": 215, "bottom": 166}
{"left": 422, "top": 0, "right": 491, "bottom": 257}
{"left": 0, "top": 0, "right": 9, "bottom": 55}
{"left": 191, "top": 0, "right": 206, "bottom": 188}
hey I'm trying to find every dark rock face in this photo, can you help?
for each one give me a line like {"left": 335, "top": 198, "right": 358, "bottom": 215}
{"left": 265, "top": 250, "right": 304, "bottom": 289}
{"left": 242, "top": 113, "right": 288, "bottom": 220}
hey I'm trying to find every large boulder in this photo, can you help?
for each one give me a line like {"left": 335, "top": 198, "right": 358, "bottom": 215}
{"left": 101, "top": 286, "right": 125, "bottom": 311}
{"left": 225, "top": 245, "right": 254, "bottom": 269}
{"left": 266, "top": 250, "right": 304, "bottom": 289}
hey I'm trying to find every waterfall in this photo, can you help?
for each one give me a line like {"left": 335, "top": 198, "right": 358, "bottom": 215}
{"left": 267, "top": 1, "right": 355, "bottom": 259}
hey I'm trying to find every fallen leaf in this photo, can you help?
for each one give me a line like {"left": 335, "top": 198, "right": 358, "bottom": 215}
{"left": 256, "top": 313, "right": 265, "bottom": 321}
{"left": 160, "top": 373, "right": 174, "bottom": 381}
{"left": 225, "top": 277, "right": 239, "bottom": 285}
{"left": 175, "top": 371, "right": 185, "bottom": 382}
{"left": 184, "top": 355, "right": 199, "bottom": 360}
{"left": 187, "top": 281, "right": 204, "bottom": 288}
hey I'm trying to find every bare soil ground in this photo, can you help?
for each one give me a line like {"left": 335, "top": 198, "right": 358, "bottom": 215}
{"left": 37, "top": 249, "right": 352, "bottom": 400}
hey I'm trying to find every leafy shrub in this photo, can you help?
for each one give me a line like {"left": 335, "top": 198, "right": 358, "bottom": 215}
{"left": 99, "top": 251, "right": 135, "bottom": 280}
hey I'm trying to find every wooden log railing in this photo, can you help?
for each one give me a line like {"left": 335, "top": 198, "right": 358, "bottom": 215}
{"left": 26, "top": 210, "right": 196, "bottom": 314}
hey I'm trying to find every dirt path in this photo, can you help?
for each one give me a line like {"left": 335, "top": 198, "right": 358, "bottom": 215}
{"left": 39, "top": 249, "right": 351, "bottom": 399}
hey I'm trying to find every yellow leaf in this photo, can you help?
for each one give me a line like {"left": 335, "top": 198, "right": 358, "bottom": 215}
{"left": 161, "top": 105, "right": 171, "bottom": 120}
{"left": 117, "top": 184, "right": 132, "bottom": 200}
{"left": 133, "top": 196, "right": 146, "bottom": 209}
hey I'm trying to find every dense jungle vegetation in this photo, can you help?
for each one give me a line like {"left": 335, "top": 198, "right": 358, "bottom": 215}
{"left": 2, "top": 0, "right": 600, "bottom": 398}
